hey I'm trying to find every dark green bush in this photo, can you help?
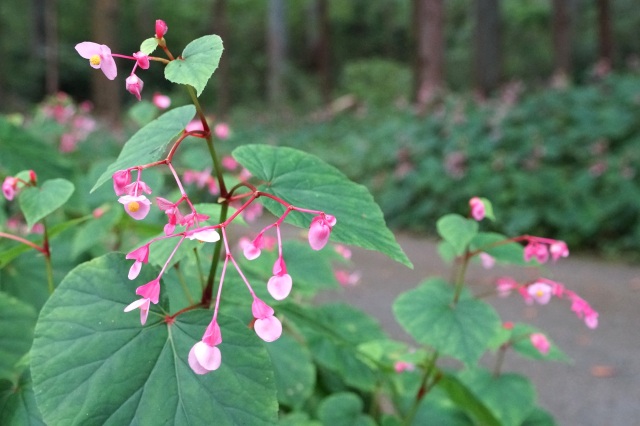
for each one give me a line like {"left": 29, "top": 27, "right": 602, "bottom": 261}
{"left": 237, "top": 72, "right": 640, "bottom": 255}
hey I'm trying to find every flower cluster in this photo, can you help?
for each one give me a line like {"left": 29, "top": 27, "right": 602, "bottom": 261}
{"left": 75, "top": 20, "right": 168, "bottom": 101}
{"left": 496, "top": 276, "right": 599, "bottom": 329}
{"left": 522, "top": 236, "right": 569, "bottom": 263}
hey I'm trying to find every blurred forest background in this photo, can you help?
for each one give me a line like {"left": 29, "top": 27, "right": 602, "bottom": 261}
{"left": 3, "top": 0, "right": 640, "bottom": 255}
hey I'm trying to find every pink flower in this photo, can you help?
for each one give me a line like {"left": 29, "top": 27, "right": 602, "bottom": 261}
{"left": 2, "top": 177, "right": 17, "bottom": 201}
{"left": 251, "top": 297, "right": 282, "bottom": 342}
{"left": 530, "top": 333, "right": 550, "bottom": 355}
{"left": 155, "top": 19, "right": 168, "bottom": 39}
{"left": 523, "top": 241, "right": 549, "bottom": 263}
{"left": 133, "top": 51, "right": 150, "bottom": 69}
{"left": 267, "top": 257, "right": 292, "bottom": 300}
{"left": 527, "top": 282, "right": 553, "bottom": 305}
{"left": 75, "top": 42, "right": 117, "bottom": 80}
{"left": 126, "top": 74, "right": 144, "bottom": 101}
{"left": 496, "top": 277, "right": 518, "bottom": 297}
{"left": 334, "top": 244, "right": 352, "bottom": 260}
{"left": 469, "top": 197, "right": 485, "bottom": 221}
{"left": 185, "top": 119, "right": 204, "bottom": 132}
{"left": 123, "top": 278, "right": 160, "bottom": 325}
{"left": 479, "top": 252, "right": 495, "bottom": 269}
{"left": 335, "top": 269, "right": 361, "bottom": 287}
{"left": 394, "top": 361, "right": 416, "bottom": 373}
{"left": 241, "top": 234, "right": 264, "bottom": 260}
{"left": 59, "top": 133, "right": 78, "bottom": 152}
{"left": 112, "top": 169, "right": 131, "bottom": 196}
{"left": 186, "top": 228, "right": 220, "bottom": 243}
{"left": 568, "top": 293, "right": 599, "bottom": 329}
{"left": 124, "top": 180, "right": 152, "bottom": 196}
{"left": 152, "top": 93, "right": 171, "bottom": 109}
{"left": 308, "top": 214, "right": 336, "bottom": 251}
{"left": 126, "top": 244, "right": 150, "bottom": 280}
{"left": 118, "top": 195, "right": 151, "bottom": 220}
{"left": 188, "top": 320, "right": 222, "bottom": 375}
{"left": 221, "top": 156, "right": 238, "bottom": 171}
{"left": 214, "top": 123, "right": 230, "bottom": 139}
{"left": 549, "top": 241, "right": 569, "bottom": 261}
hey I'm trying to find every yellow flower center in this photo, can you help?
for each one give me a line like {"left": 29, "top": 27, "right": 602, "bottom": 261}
{"left": 536, "top": 289, "right": 544, "bottom": 297}
{"left": 90, "top": 55, "right": 101, "bottom": 66}
{"left": 128, "top": 201, "right": 140, "bottom": 212}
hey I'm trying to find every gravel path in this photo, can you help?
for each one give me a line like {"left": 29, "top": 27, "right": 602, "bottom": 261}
{"left": 318, "top": 231, "right": 640, "bottom": 425}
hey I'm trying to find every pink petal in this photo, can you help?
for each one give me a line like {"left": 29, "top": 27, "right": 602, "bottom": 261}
{"left": 187, "top": 229, "right": 220, "bottom": 243}
{"left": 119, "top": 195, "right": 151, "bottom": 220}
{"left": 194, "top": 341, "right": 222, "bottom": 371}
{"left": 75, "top": 42, "right": 101, "bottom": 58}
{"left": 123, "top": 298, "right": 150, "bottom": 325}
{"left": 136, "top": 279, "right": 160, "bottom": 304}
{"left": 128, "top": 261, "right": 142, "bottom": 280}
{"left": 188, "top": 346, "right": 210, "bottom": 375}
{"left": 530, "top": 333, "right": 550, "bottom": 355}
{"left": 254, "top": 316, "right": 282, "bottom": 342}
{"left": 527, "top": 282, "right": 553, "bottom": 305}
{"left": 123, "top": 297, "right": 148, "bottom": 312}
{"left": 251, "top": 298, "right": 274, "bottom": 319}
{"left": 267, "top": 274, "right": 293, "bottom": 300}
{"left": 203, "top": 320, "right": 222, "bottom": 346}
{"left": 308, "top": 218, "right": 331, "bottom": 250}
{"left": 243, "top": 243, "right": 261, "bottom": 260}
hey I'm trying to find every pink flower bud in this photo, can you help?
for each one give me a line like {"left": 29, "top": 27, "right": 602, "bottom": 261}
{"left": 126, "top": 74, "right": 144, "bottom": 101}
{"left": 2, "top": 177, "right": 17, "bottom": 201}
{"left": 155, "top": 19, "right": 168, "bottom": 39}
{"left": 549, "top": 241, "right": 569, "bottom": 261}
{"left": 530, "top": 333, "right": 550, "bottom": 355}
{"left": 267, "top": 274, "right": 293, "bottom": 300}
{"left": 251, "top": 298, "right": 281, "bottom": 342}
{"left": 152, "top": 92, "right": 171, "bottom": 109}
{"left": 112, "top": 169, "right": 131, "bottom": 196}
{"left": 28, "top": 170, "right": 37, "bottom": 184}
{"left": 214, "top": 123, "right": 230, "bottom": 139}
{"left": 469, "top": 197, "right": 485, "bottom": 221}
{"left": 308, "top": 214, "right": 336, "bottom": 251}
{"left": 133, "top": 51, "right": 150, "bottom": 70}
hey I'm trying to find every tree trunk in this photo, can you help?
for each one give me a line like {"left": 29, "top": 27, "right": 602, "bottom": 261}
{"left": 307, "top": 0, "right": 331, "bottom": 105}
{"left": 414, "top": 0, "right": 444, "bottom": 106}
{"left": 552, "top": 0, "right": 573, "bottom": 79}
{"left": 596, "top": 0, "right": 613, "bottom": 67}
{"left": 267, "top": 0, "right": 287, "bottom": 106}
{"left": 474, "top": 0, "right": 501, "bottom": 97}
{"left": 44, "top": 0, "right": 59, "bottom": 95}
{"left": 91, "top": 0, "right": 120, "bottom": 124}
{"left": 211, "top": 0, "right": 231, "bottom": 115}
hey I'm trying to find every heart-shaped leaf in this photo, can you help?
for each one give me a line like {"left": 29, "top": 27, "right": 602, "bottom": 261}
{"left": 164, "top": 35, "right": 224, "bottom": 96}
{"left": 91, "top": 105, "right": 196, "bottom": 192}
{"left": 31, "top": 254, "right": 278, "bottom": 425}
{"left": 436, "top": 214, "right": 478, "bottom": 256}
{"left": 18, "top": 179, "right": 74, "bottom": 228}
{"left": 0, "top": 371, "right": 45, "bottom": 425}
{"left": 393, "top": 278, "right": 501, "bottom": 366}
{"left": 233, "top": 145, "right": 412, "bottom": 268}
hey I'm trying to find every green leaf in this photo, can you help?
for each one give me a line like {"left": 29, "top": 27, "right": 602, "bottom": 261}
{"left": 393, "top": 278, "right": 501, "bottom": 366}
{"left": 412, "top": 386, "right": 473, "bottom": 426}
{"left": 139, "top": 37, "right": 158, "bottom": 55}
{"left": 164, "top": 35, "right": 224, "bottom": 96}
{"left": 436, "top": 214, "right": 478, "bottom": 256}
{"left": 233, "top": 145, "right": 412, "bottom": 268}
{"left": 457, "top": 369, "right": 537, "bottom": 426}
{"left": 317, "top": 392, "right": 376, "bottom": 426}
{"left": 31, "top": 254, "right": 278, "bottom": 426}
{"left": 479, "top": 197, "right": 495, "bottom": 221}
{"left": 70, "top": 207, "right": 122, "bottom": 258}
{"left": 18, "top": 179, "right": 74, "bottom": 229}
{"left": 521, "top": 406, "right": 557, "bottom": 426}
{"left": 438, "top": 374, "right": 500, "bottom": 426}
{"left": 0, "top": 371, "right": 45, "bottom": 426}
{"left": 91, "top": 105, "right": 196, "bottom": 192}
{"left": 283, "top": 302, "right": 384, "bottom": 391}
{"left": 265, "top": 334, "right": 315, "bottom": 410}
{"left": 0, "top": 293, "right": 37, "bottom": 382}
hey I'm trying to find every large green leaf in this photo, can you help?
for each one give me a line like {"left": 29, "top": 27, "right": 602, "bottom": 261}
{"left": 317, "top": 392, "right": 376, "bottom": 426}
{"left": 31, "top": 254, "right": 278, "bottom": 426}
{"left": 437, "top": 374, "right": 500, "bottom": 426}
{"left": 0, "top": 293, "right": 37, "bottom": 382}
{"left": 283, "top": 302, "right": 384, "bottom": 391}
{"left": 393, "top": 278, "right": 501, "bottom": 366}
{"left": 91, "top": 105, "right": 196, "bottom": 192}
{"left": 436, "top": 214, "right": 478, "bottom": 256}
{"left": 265, "top": 334, "right": 315, "bottom": 410}
{"left": 164, "top": 35, "right": 224, "bottom": 97}
{"left": 233, "top": 145, "right": 412, "bottom": 268}
{"left": 18, "top": 179, "right": 74, "bottom": 229}
{"left": 457, "top": 369, "right": 536, "bottom": 426}
{"left": 0, "top": 371, "right": 45, "bottom": 426}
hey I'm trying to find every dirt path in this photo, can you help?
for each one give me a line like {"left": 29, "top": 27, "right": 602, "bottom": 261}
{"left": 319, "top": 231, "right": 640, "bottom": 425}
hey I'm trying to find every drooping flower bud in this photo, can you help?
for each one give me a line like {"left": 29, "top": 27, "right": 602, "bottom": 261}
{"left": 155, "top": 19, "right": 168, "bottom": 39}
{"left": 126, "top": 74, "right": 144, "bottom": 101}
{"left": 112, "top": 169, "right": 131, "bottom": 196}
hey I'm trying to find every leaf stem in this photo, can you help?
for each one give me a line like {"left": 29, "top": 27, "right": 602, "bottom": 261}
{"left": 42, "top": 220, "right": 54, "bottom": 294}
{"left": 452, "top": 249, "right": 470, "bottom": 304}
{"left": 404, "top": 350, "right": 439, "bottom": 425}
{"left": 0, "top": 232, "right": 46, "bottom": 253}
